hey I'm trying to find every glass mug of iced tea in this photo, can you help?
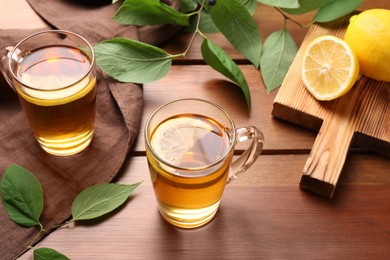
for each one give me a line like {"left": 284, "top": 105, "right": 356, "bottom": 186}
{"left": 0, "top": 30, "right": 96, "bottom": 156}
{"left": 145, "top": 99, "right": 264, "bottom": 229}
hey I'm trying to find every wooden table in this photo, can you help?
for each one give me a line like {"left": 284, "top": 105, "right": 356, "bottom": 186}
{"left": 2, "top": 1, "right": 389, "bottom": 259}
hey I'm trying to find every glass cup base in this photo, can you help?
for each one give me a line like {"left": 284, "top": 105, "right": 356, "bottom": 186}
{"left": 36, "top": 130, "right": 94, "bottom": 156}
{"left": 158, "top": 200, "right": 221, "bottom": 229}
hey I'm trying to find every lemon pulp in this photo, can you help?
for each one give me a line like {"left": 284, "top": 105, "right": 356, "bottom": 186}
{"left": 301, "top": 35, "right": 359, "bottom": 101}
{"left": 150, "top": 114, "right": 230, "bottom": 170}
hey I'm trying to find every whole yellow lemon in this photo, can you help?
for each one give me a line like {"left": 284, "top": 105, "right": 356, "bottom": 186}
{"left": 344, "top": 9, "right": 390, "bottom": 82}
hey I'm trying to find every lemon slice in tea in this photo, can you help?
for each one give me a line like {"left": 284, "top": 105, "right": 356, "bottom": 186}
{"left": 301, "top": 35, "right": 359, "bottom": 101}
{"left": 150, "top": 115, "right": 229, "bottom": 168}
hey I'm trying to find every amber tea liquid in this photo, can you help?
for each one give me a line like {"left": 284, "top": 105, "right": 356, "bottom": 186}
{"left": 147, "top": 114, "right": 234, "bottom": 228}
{"left": 15, "top": 45, "right": 96, "bottom": 156}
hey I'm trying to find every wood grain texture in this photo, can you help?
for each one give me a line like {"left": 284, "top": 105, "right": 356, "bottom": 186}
{"left": 301, "top": 77, "right": 389, "bottom": 197}
{"left": 1, "top": 0, "right": 389, "bottom": 259}
{"left": 273, "top": 15, "right": 390, "bottom": 197}
{"left": 140, "top": 65, "right": 317, "bottom": 153}
{"left": 0, "top": 0, "right": 47, "bottom": 29}
{"left": 17, "top": 154, "right": 390, "bottom": 259}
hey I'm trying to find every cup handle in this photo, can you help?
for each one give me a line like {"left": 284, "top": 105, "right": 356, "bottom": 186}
{"left": 0, "top": 45, "right": 17, "bottom": 91}
{"left": 227, "top": 126, "right": 264, "bottom": 184}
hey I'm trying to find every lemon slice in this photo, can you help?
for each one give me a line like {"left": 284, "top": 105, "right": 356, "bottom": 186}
{"left": 150, "top": 116, "right": 217, "bottom": 167}
{"left": 301, "top": 35, "right": 359, "bottom": 101}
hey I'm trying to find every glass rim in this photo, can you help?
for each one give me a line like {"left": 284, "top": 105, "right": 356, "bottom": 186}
{"left": 145, "top": 98, "right": 237, "bottom": 174}
{"left": 8, "top": 29, "right": 95, "bottom": 92}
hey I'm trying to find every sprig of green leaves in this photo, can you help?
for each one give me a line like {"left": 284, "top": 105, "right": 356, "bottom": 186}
{"left": 95, "top": 0, "right": 364, "bottom": 110}
{"left": 0, "top": 164, "right": 142, "bottom": 259}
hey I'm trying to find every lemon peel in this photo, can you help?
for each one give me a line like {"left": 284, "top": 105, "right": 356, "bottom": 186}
{"left": 344, "top": 9, "right": 390, "bottom": 82}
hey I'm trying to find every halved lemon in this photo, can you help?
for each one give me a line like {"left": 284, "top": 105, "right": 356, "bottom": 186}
{"left": 301, "top": 35, "right": 359, "bottom": 101}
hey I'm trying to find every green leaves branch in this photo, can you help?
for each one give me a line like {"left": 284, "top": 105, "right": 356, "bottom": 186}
{"left": 98, "top": 0, "right": 363, "bottom": 111}
{"left": 0, "top": 164, "right": 142, "bottom": 259}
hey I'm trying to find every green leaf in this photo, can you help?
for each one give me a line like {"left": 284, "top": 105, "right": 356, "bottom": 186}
{"left": 187, "top": 10, "right": 220, "bottom": 33}
{"left": 257, "top": 0, "right": 299, "bottom": 8}
{"left": 210, "top": 0, "right": 262, "bottom": 68}
{"left": 237, "top": 0, "right": 258, "bottom": 15}
{"left": 113, "top": 0, "right": 189, "bottom": 26}
{"left": 71, "top": 182, "right": 142, "bottom": 221}
{"left": 282, "top": 0, "right": 334, "bottom": 15}
{"left": 34, "top": 248, "right": 70, "bottom": 260}
{"left": 260, "top": 28, "right": 298, "bottom": 93}
{"left": 94, "top": 38, "right": 173, "bottom": 83}
{"left": 0, "top": 164, "right": 43, "bottom": 227}
{"left": 180, "top": 0, "right": 198, "bottom": 13}
{"left": 201, "top": 38, "right": 251, "bottom": 111}
{"left": 198, "top": 11, "right": 219, "bottom": 33}
{"left": 313, "top": 0, "right": 364, "bottom": 23}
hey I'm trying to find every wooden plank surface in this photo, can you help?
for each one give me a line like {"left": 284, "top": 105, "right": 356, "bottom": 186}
{"left": 17, "top": 154, "right": 390, "bottom": 259}
{"left": 1, "top": 0, "right": 389, "bottom": 259}
{"left": 0, "top": 0, "right": 47, "bottom": 29}
{"left": 138, "top": 65, "right": 317, "bottom": 152}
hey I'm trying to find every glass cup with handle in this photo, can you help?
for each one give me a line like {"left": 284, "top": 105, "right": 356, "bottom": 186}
{"left": 0, "top": 30, "right": 97, "bottom": 156}
{"left": 145, "top": 98, "right": 264, "bottom": 229}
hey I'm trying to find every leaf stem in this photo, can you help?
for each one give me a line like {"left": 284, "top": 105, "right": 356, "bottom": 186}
{"left": 13, "top": 224, "right": 45, "bottom": 260}
{"left": 47, "top": 219, "right": 74, "bottom": 230}
{"left": 275, "top": 7, "right": 306, "bottom": 28}
{"left": 171, "top": 0, "right": 207, "bottom": 58}
{"left": 13, "top": 220, "right": 74, "bottom": 259}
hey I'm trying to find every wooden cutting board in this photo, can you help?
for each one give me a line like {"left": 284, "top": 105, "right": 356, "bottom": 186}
{"left": 272, "top": 14, "right": 390, "bottom": 198}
